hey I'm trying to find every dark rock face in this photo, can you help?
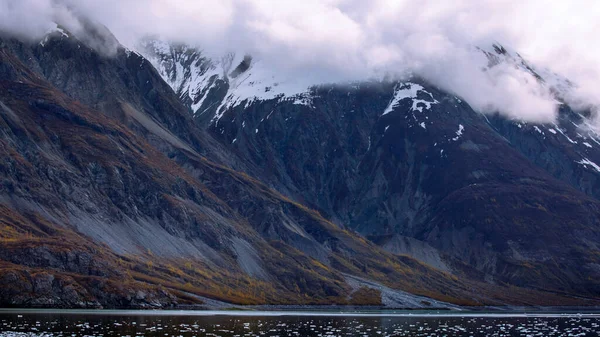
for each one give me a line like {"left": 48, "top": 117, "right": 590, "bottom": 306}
{"left": 145, "top": 43, "right": 600, "bottom": 298}
{"left": 0, "top": 267, "right": 181, "bottom": 309}
{"left": 0, "top": 27, "right": 599, "bottom": 309}
{"left": 0, "top": 29, "right": 531, "bottom": 309}
{"left": 487, "top": 105, "right": 600, "bottom": 200}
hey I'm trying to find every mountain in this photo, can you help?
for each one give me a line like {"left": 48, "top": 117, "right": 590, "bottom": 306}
{"left": 0, "top": 24, "right": 496, "bottom": 309}
{"left": 141, "top": 40, "right": 600, "bottom": 300}
{"left": 0, "top": 21, "right": 598, "bottom": 309}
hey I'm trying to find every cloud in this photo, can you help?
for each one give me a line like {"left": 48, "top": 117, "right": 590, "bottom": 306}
{"left": 0, "top": 0, "right": 120, "bottom": 56}
{"left": 0, "top": 0, "right": 57, "bottom": 40}
{"left": 1, "top": 0, "right": 599, "bottom": 124}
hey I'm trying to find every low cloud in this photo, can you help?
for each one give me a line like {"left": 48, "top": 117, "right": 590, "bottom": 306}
{"left": 1, "top": 0, "right": 599, "bottom": 125}
{"left": 0, "top": 0, "right": 57, "bottom": 40}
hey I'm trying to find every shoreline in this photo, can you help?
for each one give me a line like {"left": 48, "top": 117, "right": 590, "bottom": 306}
{"left": 1, "top": 306, "right": 600, "bottom": 316}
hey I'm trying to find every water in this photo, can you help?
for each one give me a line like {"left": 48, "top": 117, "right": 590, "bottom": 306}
{"left": 0, "top": 309, "right": 598, "bottom": 336}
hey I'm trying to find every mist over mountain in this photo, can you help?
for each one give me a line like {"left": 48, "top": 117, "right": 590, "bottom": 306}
{"left": 0, "top": 1, "right": 599, "bottom": 308}
{"left": 3, "top": 0, "right": 600, "bottom": 125}
{"left": 140, "top": 36, "right": 600, "bottom": 299}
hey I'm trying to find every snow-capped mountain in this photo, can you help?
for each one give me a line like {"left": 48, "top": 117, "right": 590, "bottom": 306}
{"left": 137, "top": 39, "right": 600, "bottom": 300}
{"left": 138, "top": 39, "right": 314, "bottom": 125}
{"left": 140, "top": 38, "right": 600, "bottom": 184}
{"left": 0, "top": 22, "right": 600, "bottom": 309}
{"left": 0, "top": 23, "right": 501, "bottom": 309}
{"left": 479, "top": 43, "right": 575, "bottom": 100}
{"left": 476, "top": 44, "right": 600, "bottom": 192}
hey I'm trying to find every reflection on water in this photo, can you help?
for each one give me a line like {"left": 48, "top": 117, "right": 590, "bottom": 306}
{"left": 0, "top": 310, "right": 598, "bottom": 336}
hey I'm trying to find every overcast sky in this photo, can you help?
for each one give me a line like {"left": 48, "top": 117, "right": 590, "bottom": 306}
{"left": 1, "top": 0, "right": 599, "bottom": 125}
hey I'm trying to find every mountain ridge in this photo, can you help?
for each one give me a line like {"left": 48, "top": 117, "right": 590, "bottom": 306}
{"left": 0, "top": 26, "right": 491, "bottom": 308}
{"left": 139, "top": 38, "right": 600, "bottom": 299}
{"left": 0, "top": 25, "right": 598, "bottom": 308}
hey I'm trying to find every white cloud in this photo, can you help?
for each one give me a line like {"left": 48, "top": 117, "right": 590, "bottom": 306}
{"left": 0, "top": 0, "right": 58, "bottom": 40}
{"left": 1, "top": 0, "right": 599, "bottom": 124}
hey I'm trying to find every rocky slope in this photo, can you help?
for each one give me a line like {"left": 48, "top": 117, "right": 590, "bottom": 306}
{"left": 0, "top": 24, "right": 564, "bottom": 309}
{"left": 140, "top": 40, "right": 600, "bottom": 300}
{"left": 0, "top": 21, "right": 598, "bottom": 308}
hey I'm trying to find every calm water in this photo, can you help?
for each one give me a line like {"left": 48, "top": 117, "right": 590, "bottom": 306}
{"left": 0, "top": 309, "right": 599, "bottom": 336}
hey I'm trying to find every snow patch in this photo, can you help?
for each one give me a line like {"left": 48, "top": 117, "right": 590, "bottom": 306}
{"left": 40, "top": 23, "right": 70, "bottom": 47}
{"left": 55, "top": 26, "right": 69, "bottom": 38}
{"left": 139, "top": 40, "right": 313, "bottom": 124}
{"left": 577, "top": 158, "right": 600, "bottom": 173}
{"left": 382, "top": 83, "right": 437, "bottom": 116}
{"left": 553, "top": 124, "right": 577, "bottom": 144}
{"left": 452, "top": 124, "right": 464, "bottom": 141}
{"left": 289, "top": 93, "right": 315, "bottom": 107}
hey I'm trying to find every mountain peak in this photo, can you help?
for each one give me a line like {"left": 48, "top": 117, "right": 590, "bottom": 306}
{"left": 39, "top": 18, "right": 120, "bottom": 57}
{"left": 137, "top": 39, "right": 314, "bottom": 124}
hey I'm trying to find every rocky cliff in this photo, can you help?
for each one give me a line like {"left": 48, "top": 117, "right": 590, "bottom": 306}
{"left": 141, "top": 40, "right": 600, "bottom": 301}
{"left": 0, "top": 25, "right": 597, "bottom": 308}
